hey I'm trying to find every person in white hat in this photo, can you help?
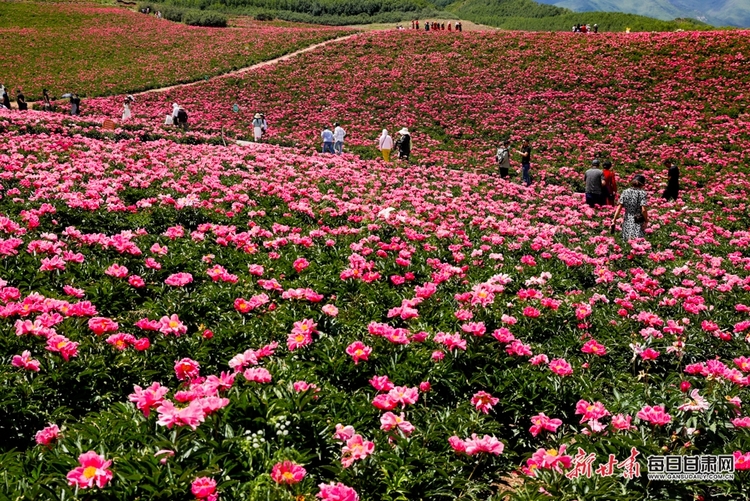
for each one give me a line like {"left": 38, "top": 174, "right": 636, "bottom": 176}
{"left": 378, "top": 129, "right": 393, "bottom": 162}
{"left": 395, "top": 128, "right": 411, "bottom": 160}
{"left": 252, "top": 113, "right": 264, "bottom": 142}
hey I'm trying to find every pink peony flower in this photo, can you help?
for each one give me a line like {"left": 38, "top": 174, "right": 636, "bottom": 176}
{"left": 529, "top": 412, "right": 563, "bottom": 437}
{"left": 636, "top": 405, "right": 672, "bottom": 426}
{"left": 317, "top": 482, "right": 359, "bottom": 501}
{"left": 530, "top": 445, "right": 572, "bottom": 472}
{"left": 322, "top": 304, "right": 339, "bottom": 316}
{"left": 191, "top": 476, "right": 217, "bottom": 499}
{"left": 174, "top": 358, "right": 200, "bottom": 381}
{"left": 12, "top": 350, "right": 41, "bottom": 371}
{"left": 345, "top": 341, "right": 372, "bottom": 365}
{"left": 464, "top": 434, "right": 504, "bottom": 456}
{"left": 243, "top": 367, "right": 272, "bottom": 384}
{"left": 271, "top": 461, "right": 306, "bottom": 485}
{"left": 334, "top": 424, "right": 355, "bottom": 441}
{"left": 105, "top": 263, "right": 128, "bottom": 278}
{"left": 66, "top": 451, "right": 113, "bottom": 489}
{"left": 581, "top": 339, "right": 608, "bottom": 356}
{"left": 129, "top": 382, "right": 169, "bottom": 417}
{"left": 35, "top": 423, "right": 60, "bottom": 446}
{"left": 369, "top": 375, "right": 395, "bottom": 392}
{"left": 380, "top": 412, "right": 415, "bottom": 436}
{"left": 734, "top": 451, "right": 750, "bottom": 470}
{"left": 471, "top": 391, "right": 499, "bottom": 414}
{"left": 549, "top": 358, "right": 573, "bottom": 377}
{"left": 164, "top": 272, "right": 193, "bottom": 287}
{"left": 88, "top": 316, "right": 119, "bottom": 335}
{"left": 611, "top": 414, "right": 636, "bottom": 431}
{"left": 341, "top": 434, "right": 375, "bottom": 468}
{"left": 293, "top": 257, "right": 310, "bottom": 273}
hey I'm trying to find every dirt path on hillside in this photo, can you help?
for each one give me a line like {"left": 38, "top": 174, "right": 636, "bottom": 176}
{"left": 7, "top": 32, "right": 360, "bottom": 109}
{"left": 132, "top": 32, "right": 360, "bottom": 98}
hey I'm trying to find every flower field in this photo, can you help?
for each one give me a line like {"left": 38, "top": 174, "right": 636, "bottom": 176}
{"left": 0, "top": 2, "right": 350, "bottom": 101}
{"left": 2, "top": 18, "right": 750, "bottom": 501}
{"left": 86, "top": 29, "right": 750, "bottom": 179}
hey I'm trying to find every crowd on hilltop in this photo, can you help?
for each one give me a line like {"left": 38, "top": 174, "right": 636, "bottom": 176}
{"left": 410, "top": 20, "right": 463, "bottom": 32}
{"left": 0, "top": 85, "right": 81, "bottom": 114}
{"left": 573, "top": 23, "right": 598, "bottom": 33}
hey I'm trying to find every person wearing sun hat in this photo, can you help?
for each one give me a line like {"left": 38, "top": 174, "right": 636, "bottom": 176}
{"left": 252, "top": 113, "right": 264, "bottom": 142}
{"left": 395, "top": 127, "right": 411, "bottom": 161}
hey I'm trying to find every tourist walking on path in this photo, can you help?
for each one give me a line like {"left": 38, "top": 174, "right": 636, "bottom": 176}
{"left": 70, "top": 93, "right": 80, "bottom": 115}
{"left": 602, "top": 160, "right": 617, "bottom": 205}
{"left": 378, "top": 129, "right": 393, "bottom": 162}
{"left": 321, "top": 126, "right": 335, "bottom": 154}
{"left": 333, "top": 122, "right": 346, "bottom": 155}
{"left": 517, "top": 139, "right": 531, "bottom": 186}
{"left": 252, "top": 113, "right": 264, "bottom": 141}
{"left": 662, "top": 159, "right": 680, "bottom": 201}
{"left": 16, "top": 89, "right": 27, "bottom": 111}
{"left": 1, "top": 86, "right": 10, "bottom": 109}
{"left": 611, "top": 175, "right": 649, "bottom": 242}
{"left": 172, "top": 103, "right": 187, "bottom": 130}
{"left": 584, "top": 159, "right": 605, "bottom": 207}
{"left": 42, "top": 89, "right": 52, "bottom": 111}
{"left": 395, "top": 128, "right": 411, "bottom": 160}
{"left": 122, "top": 95, "right": 134, "bottom": 121}
{"left": 495, "top": 140, "right": 511, "bottom": 179}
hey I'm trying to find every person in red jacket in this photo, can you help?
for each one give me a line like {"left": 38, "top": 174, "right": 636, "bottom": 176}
{"left": 602, "top": 160, "right": 618, "bottom": 206}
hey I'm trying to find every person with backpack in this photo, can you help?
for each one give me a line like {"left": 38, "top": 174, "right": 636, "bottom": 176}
{"left": 495, "top": 140, "right": 511, "bottom": 179}
{"left": 395, "top": 128, "right": 411, "bottom": 160}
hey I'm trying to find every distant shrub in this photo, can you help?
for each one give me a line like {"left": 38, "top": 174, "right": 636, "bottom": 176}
{"left": 254, "top": 12, "right": 274, "bottom": 21}
{"left": 136, "top": 2, "right": 227, "bottom": 27}
{"left": 182, "top": 10, "right": 228, "bottom": 27}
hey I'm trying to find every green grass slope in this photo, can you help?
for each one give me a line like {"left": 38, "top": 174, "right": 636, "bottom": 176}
{"left": 448, "top": 0, "right": 714, "bottom": 31}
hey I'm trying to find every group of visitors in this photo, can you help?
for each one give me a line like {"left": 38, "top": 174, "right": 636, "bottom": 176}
{"left": 572, "top": 24, "right": 598, "bottom": 33}
{"left": 494, "top": 141, "right": 680, "bottom": 242}
{"left": 495, "top": 139, "right": 532, "bottom": 186}
{"left": 583, "top": 159, "right": 617, "bottom": 207}
{"left": 378, "top": 128, "right": 411, "bottom": 162}
{"left": 321, "top": 123, "right": 346, "bottom": 154}
{"left": 167, "top": 103, "right": 188, "bottom": 130}
{"left": 413, "top": 20, "right": 462, "bottom": 32}
{"left": 0, "top": 85, "right": 80, "bottom": 114}
{"left": 139, "top": 6, "right": 162, "bottom": 18}
{"left": 583, "top": 158, "right": 680, "bottom": 241}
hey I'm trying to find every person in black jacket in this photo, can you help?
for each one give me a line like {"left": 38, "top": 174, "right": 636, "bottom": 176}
{"left": 395, "top": 128, "right": 411, "bottom": 160}
{"left": 662, "top": 160, "right": 680, "bottom": 201}
{"left": 16, "top": 89, "right": 27, "bottom": 111}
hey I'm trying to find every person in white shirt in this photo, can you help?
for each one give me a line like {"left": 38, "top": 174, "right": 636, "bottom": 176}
{"left": 333, "top": 122, "right": 346, "bottom": 155}
{"left": 378, "top": 129, "right": 393, "bottom": 162}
